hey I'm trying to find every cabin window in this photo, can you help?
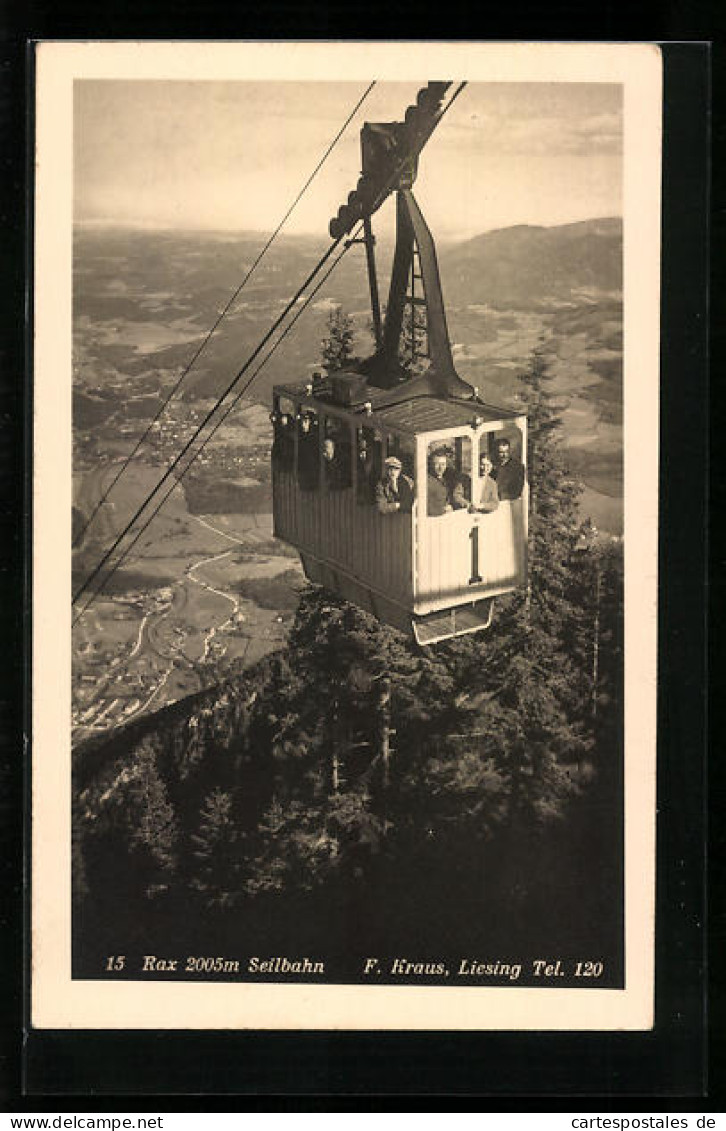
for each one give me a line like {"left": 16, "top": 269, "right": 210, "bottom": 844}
{"left": 374, "top": 432, "right": 415, "bottom": 516}
{"left": 322, "top": 416, "right": 352, "bottom": 492}
{"left": 386, "top": 434, "right": 416, "bottom": 482}
{"left": 470, "top": 433, "right": 498, "bottom": 513}
{"left": 481, "top": 427, "right": 526, "bottom": 501}
{"left": 271, "top": 396, "right": 295, "bottom": 472}
{"left": 356, "top": 426, "right": 382, "bottom": 505}
{"left": 297, "top": 407, "right": 320, "bottom": 490}
{"left": 425, "top": 438, "right": 471, "bottom": 516}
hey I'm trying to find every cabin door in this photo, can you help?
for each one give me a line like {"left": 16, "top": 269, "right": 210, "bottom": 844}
{"left": 413, "top": 430, "right": 526, "bottom": 613}
{"left": 417, "top": 509, "right": 484, "bottom": 607}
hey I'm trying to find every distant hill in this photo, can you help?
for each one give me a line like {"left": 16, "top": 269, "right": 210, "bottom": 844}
{"left": 73, "top": 219, "right": 623, "bottom": 531}
{"left": 73, "top": 216, "right": 622, "bottom": 328}
{"left": 439, "top": 218, "right": 622, "bottom": 309}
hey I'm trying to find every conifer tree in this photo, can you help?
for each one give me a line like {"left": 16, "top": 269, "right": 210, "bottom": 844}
{"left": 440, "top": 343, "right": 591, "bottom": 831}
{"left": 521, "top": 343, "right": 583, "bottom": 636}
{"left": 237, "top": 589, "right": 475, "bottom": 892}
{"left": 127, "top": 736, "right": 179, "bottom": 895}
{"left": 565, "top": 525, "right": 624, "bottom": 761}
{"left": 398, "top": 303, "right": 429, "bottom": 378}
{"left": 190, "top": 787, "right": 241, "bottom": 909}
{"left": 320, "top": 305, "right": 355, "bottom": 372}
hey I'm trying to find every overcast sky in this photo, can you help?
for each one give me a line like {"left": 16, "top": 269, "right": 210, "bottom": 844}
{"left": 74, "top": 80, "right": 622, "bottom": 240}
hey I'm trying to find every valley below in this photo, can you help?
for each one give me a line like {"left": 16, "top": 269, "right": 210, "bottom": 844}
{"left": 72, "top": 220, "right": 623, "bottom": 738}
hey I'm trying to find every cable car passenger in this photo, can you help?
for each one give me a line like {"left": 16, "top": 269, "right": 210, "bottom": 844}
{"left": 356, "top": 436, "right": 378, "bottom": 505}
{"left": 375, "top": 455, "right": 415, "bottom": 515}
{"left": 469, "top": 453, "right": 499, "bottom": 514}
{"left": 492, "top": 437, "right": 525, "bottom": 501}
{"left": 322, "top": 436, "right": 350, "bottom": 491}
{"left": 271, "top": 412, "right": 295, "bottom": 472}
{"left": 297, "top": 411, "right": 319, "bottom": 491}
{"left": 451, "top": 469, "right": 471, "bottom": 509}
{"left": 427, "top": 449, "right": 468, "bottom": 516}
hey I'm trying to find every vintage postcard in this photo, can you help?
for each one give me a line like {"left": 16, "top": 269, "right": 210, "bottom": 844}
{"left": 32, "top": 41, "right": 661, "bottom": 1030}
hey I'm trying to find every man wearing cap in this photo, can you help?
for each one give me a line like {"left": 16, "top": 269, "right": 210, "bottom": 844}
{"left": 375, "top": 456, "right": 415, "bottom": 515}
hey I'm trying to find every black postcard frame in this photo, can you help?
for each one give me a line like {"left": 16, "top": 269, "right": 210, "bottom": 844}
{"left": 1, "top": 31, "right": 711, "bottom": 1105}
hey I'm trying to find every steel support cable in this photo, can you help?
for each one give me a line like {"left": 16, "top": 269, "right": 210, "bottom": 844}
{"left": 72, "top": 234, "right": 348, "bottom": 609}
{"left": 72, "top": 229, "right": 361, "bottom": 625}
{"left": 73, "top": 81, "right": 377, "bottom": 549}
{"left": 73, "top": 83, "right": 467, "bottom": 613}
{"left": 181, "top": 232, "right": 362, "bottom": 471}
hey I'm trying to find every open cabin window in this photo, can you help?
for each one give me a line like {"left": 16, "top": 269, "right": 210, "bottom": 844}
{"left": 424, "top": 435, "right": 472, "bottom": 517}
{"left": 297, "top": 405, "right": 320, "bottom": 491}
{"left": 356, "top": 425, "right": 383, "bottom": 505}
{"left": 372, "top": 427, "right": 416, "bottom": 517}
{"left": 385, "top": 433, "right": 416, "bottom": 482}
{"left": 470, "top": 431, "right": 502, "bottom": 514}
{"left": 271, "top": 395, "right": 295, "bottom": 472}
{"left": 481, "top": 424, "right": 527, "bottom": 502}
{"left": 321, "top": 414, "right": 353, "bottom": 492}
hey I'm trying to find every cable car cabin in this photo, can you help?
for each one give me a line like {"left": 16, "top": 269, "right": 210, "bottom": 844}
{"left": 270, "top": 83, "right": 528, "bottom": 644}
{"left": 271, "top": 378, "right": 527, "bottom": 645}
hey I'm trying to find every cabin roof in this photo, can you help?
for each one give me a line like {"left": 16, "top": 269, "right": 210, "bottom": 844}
{"left": 372, "top": 396, "right": 517, "bottom": 432}
{"left": 274, "top": 378, "right": 521, "bottom": 435}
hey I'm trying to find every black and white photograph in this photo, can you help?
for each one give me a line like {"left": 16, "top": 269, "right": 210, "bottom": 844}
{"left": 32, "top": 42, "right": 662, "bottom": 1031}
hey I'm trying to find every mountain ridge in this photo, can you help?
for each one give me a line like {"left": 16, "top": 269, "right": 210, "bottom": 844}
{"left": 74, "top": 215, "right": 622, "bottom": 241}
{"left": 439, "top": 216, "right": 622, "bottom": 309}
{"left": 450, "top": 215, "right": 621, "bottom": 246}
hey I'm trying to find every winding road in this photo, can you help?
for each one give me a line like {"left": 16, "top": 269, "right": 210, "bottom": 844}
{"left": 186, "top": 549, "right": 241, "bottom": 661}
{"left": 73, "top": 536, "right": 245, "bottom": 736}
{"left": 72, "top": 502, "right": 288, "bottom": 740}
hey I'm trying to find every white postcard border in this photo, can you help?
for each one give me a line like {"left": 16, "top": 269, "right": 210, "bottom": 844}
{"left": 32, "top": 40, "right": 662, "bottom": 1031}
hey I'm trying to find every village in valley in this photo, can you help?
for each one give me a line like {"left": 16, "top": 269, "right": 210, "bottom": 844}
{"left": 72, "top": 379, "right": 304, "bottom": 740}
